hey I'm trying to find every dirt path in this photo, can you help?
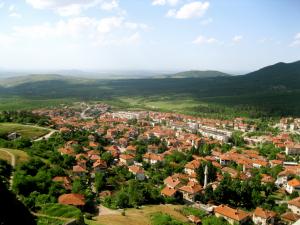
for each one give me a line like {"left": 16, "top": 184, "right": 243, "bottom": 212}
{"left": 98, "top": 205, "right": 120, "bottom": 216}
{"left": 0, "top": 148, "right": 15, "bottom": 188}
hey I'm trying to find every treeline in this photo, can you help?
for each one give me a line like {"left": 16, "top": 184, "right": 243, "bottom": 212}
{"left": 0, "top": 110, "right": 50, "bottom": 125}
{"left": 0, "top": 159, "right": 37, "bottom": 225}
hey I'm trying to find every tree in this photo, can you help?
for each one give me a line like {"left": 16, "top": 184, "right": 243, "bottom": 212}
{"left": 231, "top": 132, "right": 245, "bottom": 147}
{"left": 196, "top": 161, "right": 217, "bottom": 186}
{"left": 95, "top": 172, "right": 105, "bottom": 193}
{"left": 0, "top": 159, "right": 12, "bottom": 186}
{"left": 202, "top": 216, "right": 229, "bottom": 225}
{"left": 0, "top": 180, "right": 37, "bottom": 225}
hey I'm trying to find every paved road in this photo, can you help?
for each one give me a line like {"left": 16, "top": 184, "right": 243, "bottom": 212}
{"left": 0, "top": 148, "right": 15, "bottom": 188}
{"left": 34, "top": 130, "right": 57, "bottom": 142}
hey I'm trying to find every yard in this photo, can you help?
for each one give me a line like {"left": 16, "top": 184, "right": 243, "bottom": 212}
{"left": 86, "top": 204, "right": 188, "bottom": 225}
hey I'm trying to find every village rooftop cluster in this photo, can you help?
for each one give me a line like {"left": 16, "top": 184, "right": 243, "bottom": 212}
{"left": 30, "top": 103, "right": 300, "bottom": 225}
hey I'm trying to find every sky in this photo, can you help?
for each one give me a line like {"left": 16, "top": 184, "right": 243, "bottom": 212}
{"left": 0, "top": 0, "right": 299, "bottom": 73}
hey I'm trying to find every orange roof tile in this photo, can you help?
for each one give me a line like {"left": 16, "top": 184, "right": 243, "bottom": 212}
{"left": 58, "top": 193, "right": 85, "bottom": 206}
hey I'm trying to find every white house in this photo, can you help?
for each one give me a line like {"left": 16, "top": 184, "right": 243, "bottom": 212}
{"left": 252, "top": 207, "right": 276, "bottom": 225}
{"left": 286, "top": 179, "right": 300, "bottom": 194}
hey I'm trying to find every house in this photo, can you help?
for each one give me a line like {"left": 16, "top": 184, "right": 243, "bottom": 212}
{"left": 93, "top": 159, "right": 107, "bottom": 172}
{"left": 147, "top": 145, "right": 159, "bottom": 154}
{"left": 58, "top": 193, "right": 85, "bottom": 208}
{"left": 119, "top": 154, "right": 134, "bottom": 165}
{"left": 126, "top": 145, "right": 137, "bottom": 155}
{"left": 288, "top": 196, "right": 300, "bottom": 215}
{"left": 161, "top": 186, "right": 177, "bottom": 198}
{"left": 143, "top": 153, "right": 164, "bottom": 164}
{"left": 179, "top": 181, "right": 202, "bottom": 203}
{"left": 188, "top": 215, "right": 201, "bottom": 225}
{"left": 252, "top": 207, "right": 276, "bottom": 225}
{"left": 214, "top": 205, "right": 251, "bottom": 225}
{"left": 128, "top": 165, "right": 145, "bottom": 180}
{"left": 7, "top": 132, "right": 21, "bottom": 140}
{"left": 52, "top": 176, "right": 72, "bottom": 190}
{"left": 184, "top": 160, "right": 201, "bottom": 175}
{"left": 261, "top": 174, "right": 275, "bottom": 184}
{"left": 285, "top": 143, "right": 300, "bottom": 155}
{"left": 281, "top": 212, "right": 300, "bottom": 225}
{"left": 72, "top": 165, "right": 87, "bottom": 176}
{"left": 286, "top": 179, "right": 300, "bottom": 194}
{"left": 58, "top": 147, "right": 75, "bottom": 156}
{"left": 164, "top": 176, "right": 181, "bottom": 189}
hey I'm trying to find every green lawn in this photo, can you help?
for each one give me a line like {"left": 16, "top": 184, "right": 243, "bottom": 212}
{"left": 0, "top": 123, "right": 49, "bottom": 139}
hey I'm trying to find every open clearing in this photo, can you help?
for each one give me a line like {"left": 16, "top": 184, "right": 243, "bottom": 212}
{"left": 86, "top": 204, "right": 188, "bottom": 225}
{"left": 0, "top": 148, "right": 29, "bottom": 165}
{"left": 0, "top": 123, "right": 49, "bottom": 139}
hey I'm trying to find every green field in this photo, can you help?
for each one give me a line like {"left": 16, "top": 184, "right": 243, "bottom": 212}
{"left": 0, "top": 123, "right": 49, "bottom": 139}
{"left": 0, "top": 148, "right": 29, "bottom": 165}
{"left": 0, "top": 97, "right": 72, "bottom": 111}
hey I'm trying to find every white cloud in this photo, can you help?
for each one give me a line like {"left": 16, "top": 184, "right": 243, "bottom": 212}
{"left": 200, "top": 17, "right": 212, "bottom": 25}
{"left": 193, "top": 35, "right": 218, "bottom": 45}
{"left": 9, "top": 12, "right": 23, "bottom": 18}
{"left": 0, "top": 33, "right": 16, "bottom": 46}
{"left": 152, "top": 0, "right": 179, "bottom": 6}
{"left": 290, "top": 32, "right": 300, "bottom": 47}
{"left": 8, "top": 4, "right": 15, "bottom": 11}
{"left": 232, "top": 35, "right": 243, "bottom": 43}
{"left": 101, "top": 0, "right": 118, "bottom": 10}
{"left": 0, "top": 2, "right": 5, "bottom": 9}
{"left": 10, "top": 16, "right": 146, "bottom": 47}
{"left": 167, "top": 1, "right": 209, "bottom": 19}
{"left": 25, "top": 0, "right": 102, "bottom": 16}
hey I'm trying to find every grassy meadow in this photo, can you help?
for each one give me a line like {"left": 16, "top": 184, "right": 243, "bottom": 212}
{"left": 0, "top": 148, "right": 29, "bottom": 165}
{"left": 86, "top": 205, "right": 188, "bottom": 225}
{"left": 0, "top": 123, "right": 49, "bottom": 139}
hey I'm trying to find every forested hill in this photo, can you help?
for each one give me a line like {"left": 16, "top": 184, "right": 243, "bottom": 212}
{"left": 155, "top": 70, "right": 232, "bottom": 79}
{"left": 0, "top": 60, "right": 300, "bottom": 117}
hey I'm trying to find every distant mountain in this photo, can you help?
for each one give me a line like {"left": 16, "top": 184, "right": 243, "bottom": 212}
{"left": 0, "top": 60, "right": 300, "bottom": 116}
{"left": 155, "top": 70, "right": 232, "bottom": 79}
{"left": 0, "top": 74, "right": 93, "bottom": 87}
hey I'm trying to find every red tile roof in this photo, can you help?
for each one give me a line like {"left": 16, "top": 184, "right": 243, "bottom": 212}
{"left": 58, "top": 193, "right": 85, "bottom": 206}
{"left": 214, "top": 205, "right": 250, "bottom": 222}
{"left": 288, "top": 196, "right": 300, "bottom": 208}
{"left": 253, "top": 207, "right": 276, "bottom": 219}
{"left": 161, "top": 186, "right": 177, "bottom": 197}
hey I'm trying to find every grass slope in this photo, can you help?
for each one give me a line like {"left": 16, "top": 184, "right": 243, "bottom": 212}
{"left": 0, "top": 148, "right": 29, "bottom": 165}
{"left": 89, "top": 205, "right": 187, "bottom": 225}
{"left": 0, "top": 123, "right": 49, "bottom": 139}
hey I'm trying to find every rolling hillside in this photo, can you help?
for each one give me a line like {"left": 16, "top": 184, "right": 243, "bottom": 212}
{"left": 0, "top": 60, "right": 299, "bottom": 117}
{"left": 155, "top": 70, "right": 232, "bottom": 79}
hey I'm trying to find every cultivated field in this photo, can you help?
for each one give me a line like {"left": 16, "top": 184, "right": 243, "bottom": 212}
{"left": 0, "top": 123, "right": 49, "bottom": 139}
{"left": 86, "top": 205, "right": 188, "bottom": 225}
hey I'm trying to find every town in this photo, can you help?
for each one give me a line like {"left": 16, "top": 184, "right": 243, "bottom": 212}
{"left": 1, "top": 103, "right": 299, "bottom": 225}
